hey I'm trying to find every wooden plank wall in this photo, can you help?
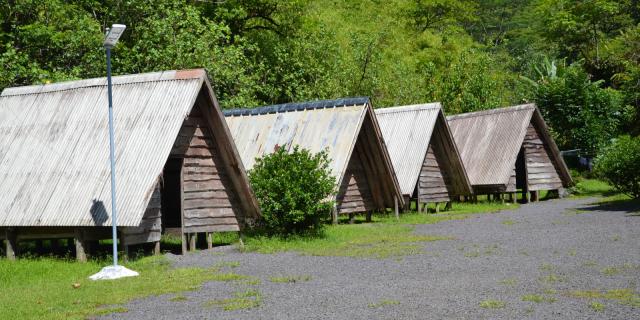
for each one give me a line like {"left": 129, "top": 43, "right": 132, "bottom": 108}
{"left": 122, "top": 183, "right": 162, "bottom": 245}
{"left": 506, "top": 166, "right": 517, "bottom": 192}
{"left": 336, "top": 145, "right": 376, "bottom": 214}
{"left": 417, "top": 145, "right": 451, "bottom": 203}
{"left": 523, "top": 123, "right": 563, "bottom": 191}
{"left": 172, "top": 106, "right": 241, "bottom": 233}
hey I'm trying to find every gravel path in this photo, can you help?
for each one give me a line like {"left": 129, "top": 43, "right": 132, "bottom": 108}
{"left": 101, "top": 197, "right": 640, "bottom": 320}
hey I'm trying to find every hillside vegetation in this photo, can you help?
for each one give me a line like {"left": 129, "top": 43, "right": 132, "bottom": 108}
{"left": 1, "top": 0, "right": 638, "bottom": 153}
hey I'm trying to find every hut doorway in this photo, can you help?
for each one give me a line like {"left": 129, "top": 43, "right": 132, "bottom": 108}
{"left": 515, "top": 148, "right": 527, "bottom": 191}
{"left": 161, "top": 158, "right": 183, "bottom": 232}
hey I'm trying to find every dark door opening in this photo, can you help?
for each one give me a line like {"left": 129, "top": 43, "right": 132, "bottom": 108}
{"left": 161, "top": 158, "right": 183, "bottom": 231}
{"left": 515, "top": 148, "right": 527, "bottom": 191}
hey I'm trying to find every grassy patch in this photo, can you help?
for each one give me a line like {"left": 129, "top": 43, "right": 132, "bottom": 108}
{"left": 538, "top": 274, "right": 564, "bottom": 284}
{"left": 269, "top": 275, "right": 312, "bottom": 283}
{"left": 568, "top": 289, "right": 640, "bottom": 307}
{"left": 498, "top": 278, "right": 518, "bottom": 286}
{"left": 93, "top": 306, "right": 128, "bottom": 316}
{"left": 204, "top": 289, "right": 262, "bottom": 311}
{"left": 479, "top": 299, "right": 506, "bottom": 309}
{"left": 0, "top": 256, "right": 246, "bottom": 320}
{"left": 571, "top": 179, "right": 616, "bottom": 197}
{"left": 368, "top": 299, "right": 400, "bottom": 308}
{"left": 589, "top": 301, "right": 605, "bottom": 312}
{"left": 214, "top": 261, "right": 241, "bottom": 269}
{"left": 522, "top": 294, "right": 556, "bottom": 303}
{"left": 169, "top": 295, "right": 187, "bottom": 302}
{"left": 601, "top": 266, "right": 621, "bottom": 276}
{"left": 243, "top": 224, "right": 452, "bottom": 259}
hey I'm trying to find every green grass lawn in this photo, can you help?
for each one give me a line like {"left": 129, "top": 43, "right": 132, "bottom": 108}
{"left": 0, "top": 199, "right": 518, "bottom": 318}
{"left": 0, "top": 256, "right": 246, "bottom": 320}
{"left": 242, "top": 200, "right": 517, "bottom": 258}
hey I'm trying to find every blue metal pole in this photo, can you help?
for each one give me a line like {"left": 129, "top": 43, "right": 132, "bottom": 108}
{"left": 106, "top": 46, "right": 119, "bottom": 266}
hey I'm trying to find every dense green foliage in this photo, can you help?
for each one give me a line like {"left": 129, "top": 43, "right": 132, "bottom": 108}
{"left": 248, "top": 146, "right": 335, "bottom": 235}
{"left": 594, "top": 136, "right": 640, "bottom": 198}
{"left": 1, "top": 0, "right": 638, "bottom": 154}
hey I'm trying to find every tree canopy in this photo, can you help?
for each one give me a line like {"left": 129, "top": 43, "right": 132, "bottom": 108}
{"left": 1, "top": 0, "right": 638, "bottom": 154}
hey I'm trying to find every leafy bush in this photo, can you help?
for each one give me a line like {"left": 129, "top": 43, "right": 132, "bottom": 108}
{"left": 594, "top": 135, "right": 640, "bottom": 198}
{"left": 248, "top": 146, "right": 336, "bottom": 235}
{"left": 531, "top": 62, "right": 628, "bottom": 155}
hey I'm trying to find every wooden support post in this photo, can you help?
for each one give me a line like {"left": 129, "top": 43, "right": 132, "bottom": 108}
{"left": 365, "top": 211, "right": 372, "bottom": 223}
{"left": 435, "top": 202, "right": 440, "bottom": 213}
{"left": 122, "top": 244, "right": 129, "bottom": 263}
{"left": 445, "top": 201, "right": 452, "bottom": 211}
{"left": 5, "top": 228, "right": 17, "bottom": 260}
{"left": 331, "top": 205, "right": 338, "bottom": 225}
{"left": 394, "top": 196, "right": 399, "bottom": 221}
{"left": 189, "top": 233, "right": 197, "bottom": 252}
{"left": 511, "top": 192, "right": 516, "bottom": 204}
{"left": 531, "top": 190, "right": 539, "bottom": 202}
{"left": 526, "top": 192, "right": 531, "bottom": 203}
{"left": 181, "top": 233, "right": 188, "bottom": 255}
{"left": 348, "top": 213, "right": 355, "bottom": 224}
{"left": 558, "top": 188, "right": 565, "bottom": 199}
{"left": 207, "top": 232, "right": 213, "bottom": 250}
{"left": 500, "top": 194, "right": 505, "bottom": 204}
{"left": 74, "top": 229, "right": 87, "bottom": 262}
{"left": 154, "top": 241, "right": 161, "bottom": 255}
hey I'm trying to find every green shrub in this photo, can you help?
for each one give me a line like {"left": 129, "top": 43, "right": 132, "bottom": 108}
{"left": 248, "top": 146, "right": 336, "bottom": 235}
{"left": 594, "top": 135, "right": 640, "bottom": 198}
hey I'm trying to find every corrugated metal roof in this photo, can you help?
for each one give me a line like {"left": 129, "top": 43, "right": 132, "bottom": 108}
{"left": 375, "top": 103, "right": 442, "bottom": 195}
{"left": 447, "top": 104, "right": 535, "bottom": 187}
{"left": 225, "top": 101, "right": 368, "bottom": 184}
{"left": 224, "top": 97, "right": 370, "bottom": 117}
{"left": 0, "top": 69, "right": 213, "bottom": 227}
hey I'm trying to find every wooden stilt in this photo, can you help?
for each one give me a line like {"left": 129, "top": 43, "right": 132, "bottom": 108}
{"left": 531, "top": 190, "right": 539, "bottom": 202}
{"left": 74, "top": 229, "right": 87, "bottom": 262}
{"left": 348, "top": 213, "right": 355, "bottom": 224}
{"left": 435, "top": 202, "right": 440, "bottom": 213}
{"left": 331, "top": 205, "right": 338, "bottom": 225}
{"left": 122, "top": 244, "right": 129, "bottom": 263}
{"left": 526, "top": 192, "right": 531, "bottom": 203}
{"left": 207, "top": 232, "right": 213, "bottom": 250}
{"left": 365, "top": 211, "right": 372, "bottom": 223}
{"left": 5, "top": 228, "right": 17, "bottom": 260}
{"left": 189, "top": 233, "right": 197, "bottom": 252}
{"left": 394, "top": 196, "right": 399, "bottom": 221}
{"left": 153, "top": 241, "right": 161, "bottom": 255}
{"left": 445, "top": 201, "right": 452, "bottom": 211}
{"left": 181, "top": 233, "right": 188, "bottom": 255}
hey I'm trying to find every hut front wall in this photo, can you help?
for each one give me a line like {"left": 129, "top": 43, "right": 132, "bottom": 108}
{"left": 523, "top": 123, "right": 563, "bottom": 191}
{"left": 173, "top": 105, "right": 242, "bottom": 233}
{"left": 417, "top": 144, "right": 451, "bottom": 203}
{"left": 121, "top": 184, "right": 162, "bottom": 245}
{"left": 336, "top": 147, "right": 376, "bottom": 214}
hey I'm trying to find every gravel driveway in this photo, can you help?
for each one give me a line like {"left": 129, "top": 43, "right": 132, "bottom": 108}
{"left": 101, "top": 197, "right": 640, "bottom": 320}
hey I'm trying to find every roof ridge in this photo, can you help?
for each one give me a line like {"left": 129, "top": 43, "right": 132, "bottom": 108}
{"left": 447, "top": 104, "right": 536, "bottom": 121}
{"left": 1, "top": 69, "right": 206, "bottom": 97}
{"left": 223, "top": 97, "right": 370, "bottom": 117}
{"left": 375, "top": 103, "right": 442, "bottom": 115}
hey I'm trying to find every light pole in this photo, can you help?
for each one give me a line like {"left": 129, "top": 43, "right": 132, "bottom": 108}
{"left": 90, "top": 24, "right": 138, "bottom": 280}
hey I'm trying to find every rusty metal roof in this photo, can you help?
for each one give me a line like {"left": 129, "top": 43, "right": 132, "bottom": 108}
{"left": 0, "top": 69, "right": 259, "bottom": 227}
{"left": 224, "top": 98, "right": 404, "bottom": 206}
{"left": 376, "top": 103, "right": 440, "bottom": 195}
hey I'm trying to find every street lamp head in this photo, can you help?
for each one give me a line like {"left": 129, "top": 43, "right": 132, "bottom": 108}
{"left": 104, "top": 24, "right": 126, "bottom": 48}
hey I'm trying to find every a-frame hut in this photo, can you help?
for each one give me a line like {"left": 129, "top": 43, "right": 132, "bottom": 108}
{"left": 0, "top": 69, "right": 260, "bottom": 260}
{"left": 375, "top": 103, "right": 472, "bottom": 212}
{"left": 447, "top": 104, "right": 573, "bottom": 202}
{"left": 224, "top": 97, "right": 404, "bottom": 222}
